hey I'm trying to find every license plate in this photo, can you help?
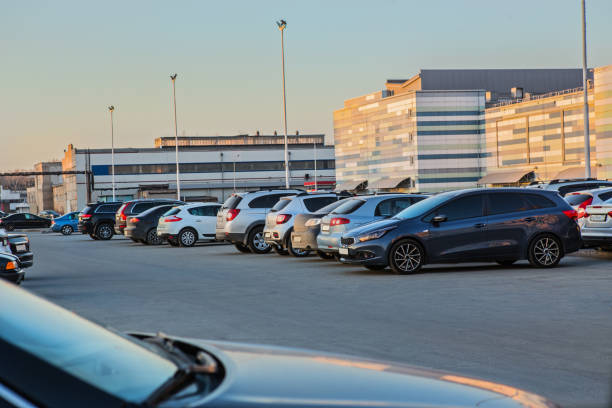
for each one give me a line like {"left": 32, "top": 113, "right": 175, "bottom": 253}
{"left": 339, "top": 247, "right": 348, "bottom": 255}
{"left": 590, "top": 214, "right": 607, "bottom": 222}
{"left": 16, "top": 244, "right": 26, "bottom": 252}
{"left": 321, "top": 225, "right": 330, "bottom": 231}
{"left": 294, "top": 236, "right": 301, "bottom": 242}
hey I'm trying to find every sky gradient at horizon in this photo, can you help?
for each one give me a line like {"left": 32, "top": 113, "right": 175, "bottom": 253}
{"left": 1, "top": 0, "right": 611, "bottom": 171}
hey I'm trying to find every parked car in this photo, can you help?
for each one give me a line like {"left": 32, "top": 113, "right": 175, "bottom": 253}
{"left": 564, "top": 187, "right": 612, "bottom": 223}
{"left": 50, "top": 211, "right": 80, "bottom": 235}
{"left": 317, "top": 194, "right": 427, "bottom": 258}
{"left": 581, "top": 197, "right": 612, "bottom": 249}
{"left": 124, "top": 204, "right": 179, "bottom": 245}
{"left": 115, "top": 199, "right": 184, "bottom": 237}
{"left": 291, "top": 198, "right": 353, "bottom": 259}
{"left": 6, "top": 233, "right": 33, "bottom": 268}
{"left": 338, "top": 188, "right": 581, "bottom": 274}
{"left": 532, "top": 178, "right": 612, "bottom": 196}
{"left": 78, "top": 202, "right": 123, "bottom": 240}
{"left": 264, "top": 192, "right": 349, "bottom": 256}
{"left": 0, "top": 279, "right": 556, "bottom": 408}
{"left": 0, "top": 213, "right": 52, "bottom": 231}
{"left": 157, "top": 202, "right": 221, "bottom": 247}
{"left": 38, "top": 209, "right": 61, "bottom": 219}
{"left": 216, "top": 189, "right": 303, "bottom": 254}
{"left": 0, "top": 252, "right": 24, "bottom": 284}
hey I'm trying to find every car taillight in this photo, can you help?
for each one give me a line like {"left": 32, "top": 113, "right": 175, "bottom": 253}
{"left": 130, "top": 218, "right": 140, "bottom": 223}
{"left": 276, "top": 214, "right": 291, "bottom": 224}
{"left": 562, "top": 209, "right": 578, "bottom": 220}
{"left": 80, "top": 214, "right": 92, "bottom": 219}
{"left": 576, "top": 197, "right": 593, "bottom": 218}
{"left": 227, "top": 209, "right": 240, "bottom": 221}
{"left": 165, "top": 216, "right": 182, "bottom": 222}
{"left": 330, "top": 217, "right": 350, "bottom": 226}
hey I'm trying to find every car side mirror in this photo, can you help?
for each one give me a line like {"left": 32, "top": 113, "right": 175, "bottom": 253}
{"left": 431, "top": 215, "right": 447, "bottom": 224}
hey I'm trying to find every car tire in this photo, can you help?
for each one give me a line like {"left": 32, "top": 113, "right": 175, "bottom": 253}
{"left": 61, "top": 225, "right": 73, "bottom": 236}
{"left": 528, "top": 234, "right": 562, "bottom": 268}
{"left": 96, "top": 224, "right": 114, "bottom": 240}
{"left": 287, "top": 234, "right": 310, "bottom": 257}
{"left": 365, "top": 265, "right": 387, "bottom": 271}
{"left": 168, "top": 238, "right": 180, "bottom": 247}
{"left": 496, "top": 259, "right": 517, "bottom": 266}
{"left": 247, "top": 226, "right": 271, "bottom": 254}
{"left": 234, "top": 243, "right": 251, "bottom": 253}
{"left": 146, "top": 228, "right": 163, "bottom": 245}
{"left": 5, "top": 224, "right": 15, "bottom": 232}
{"left": 89, "top": 233, "right": 99, "bottom": 240}
{"left": 388, "top": 239, "right": 424, "bottom": 275}
{"left": 179, "top": 228, "right": 197, "bottom": 247}
{"left": 317, "top": 250, "right": 334, "bottom": 260}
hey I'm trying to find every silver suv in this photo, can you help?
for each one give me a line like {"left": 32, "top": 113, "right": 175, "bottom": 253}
{"left": 317, "top": 194, "right": 428, "bottom": 257}
{"left": 216, "top": 189, "right": 303, "bottom": 254}
{"left": 528, "top": 179, "right": 612, "bottom": 196}
{"left": 263, "top": 192, "right": 348, "bottom": 257}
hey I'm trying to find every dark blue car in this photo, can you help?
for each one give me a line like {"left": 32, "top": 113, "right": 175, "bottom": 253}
{"left": 51, "top": 211, "right": 79, "bottom": 235}
{"left": 338, "top": 188, "right": 582, "bottom": 274}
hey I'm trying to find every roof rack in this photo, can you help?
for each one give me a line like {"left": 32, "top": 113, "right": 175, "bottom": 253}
{"left": 548, "top": 178, "right": 597, "bottom": 185}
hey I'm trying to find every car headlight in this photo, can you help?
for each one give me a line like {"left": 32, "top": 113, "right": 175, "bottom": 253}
{"left": 305, "top": 218, "right": 321, "bottom": 227}
{"left": 357, "top": 227, "right": 396, "bottom": 243}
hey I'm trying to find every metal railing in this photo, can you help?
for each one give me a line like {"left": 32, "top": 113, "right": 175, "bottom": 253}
{"left": 488, "top": 84, "right": 593, "bottom": 108}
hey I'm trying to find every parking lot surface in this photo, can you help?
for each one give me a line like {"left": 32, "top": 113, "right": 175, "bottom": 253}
{"left": 22, "top": 231, "right": 612, "bottom": 407}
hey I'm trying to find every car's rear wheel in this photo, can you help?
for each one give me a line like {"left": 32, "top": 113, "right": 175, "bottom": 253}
{"left": 96, "top": 224, "right": 114, "bottom": 240}
{"left": 389, "top": 239, "right": 424, "bottom": 275}
{"left": 317, "top": 250, "right": 334, "bottom": 260}
{"left": 61, "top": 225, "right": 73, "bottom": 236}
{"left": 179, "top": 228, "right": 197, "bottom": 247}
{"left": 247, "top": 226, "right": 271, "bottom": 254}
{"left": 528, "top": 234, "right": 562, "bottom": 268}
{"left": 234, "top": 243, "right": 251, "bottom": 253}
{"left": 146, "top": 228, "right": 163, "bottom": 245}
{"left": 287, "top": 235, "right": 310, "bottom": 257}
{"left": 496, "top": 259, "right": 517, "bottom": 266}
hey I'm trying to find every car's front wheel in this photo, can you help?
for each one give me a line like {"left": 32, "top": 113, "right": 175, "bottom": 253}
{"left": 247, "top": 226, "right": 271, "bottom": 254}
{"left": 61, "top": 225, "right": 73, "bottom": 236}
{"left": 389, "top": 239, "right": 424, "bottom": 275}
{"left": 96, "top": 224, "right": 114, "bottom": 240}
{"left": 528, "top": 234, "right": 562, "bottom": 268}
{"left": 179, "top": 228, "right": 197, "bottom": 247}
{"left": 146, "top": 228, "right": 163, "bottom": 245}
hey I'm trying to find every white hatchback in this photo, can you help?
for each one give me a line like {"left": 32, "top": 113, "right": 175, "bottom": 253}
{"left": 157, "top": 202, "right": 221, "bottom": 247}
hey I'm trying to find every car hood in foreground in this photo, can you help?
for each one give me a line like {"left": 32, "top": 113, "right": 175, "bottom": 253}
{"left": 160, "top": 336, "right": 557, "bottom": 408}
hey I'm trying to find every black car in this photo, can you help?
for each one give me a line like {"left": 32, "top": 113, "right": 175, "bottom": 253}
{"left": 0, "top": 253, "right": 24, "bottom": 284}
{"left": 0, "top": 280, "right": 556, "bottom": 408}
{"left": 115, "top": 199, "right": 184, "bottom": 236}
{"left": 124, "top": 204, "right": 178, "bottom": 245}
{"left": 339, "top": 188, "right": 582, "bottom": 274}
{"left": 6, "top": 233, "right": 33, "bottom": 268}
{"left": 0, "top": 213, "right": 51, "bottom": 231}
{"left": 78, "top": 202, "right": 123, "bottom": 240}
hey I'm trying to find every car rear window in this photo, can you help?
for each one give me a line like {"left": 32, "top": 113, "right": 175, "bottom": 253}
{"left": 222, "top": 195, "right": 243, "bottom": 209}
{"left": 315, "top": 198, "right": 347, "bottom": 214}
{"left": 271, "top": 198, "right": 292, "bottom": 212}
{"left": 304, "top": 196, "right": 338, "bottom": 212}
{"left": 565, "top": 193, "right": 592, "bottom": 206}
{"left": 80, "top": 206, "right": 92, "bottom": 215}
{"left": 331, "top": 199, "right": 366, "bottom": 215}
{"left": 598, "top": 191, "right": 612, "bottom": 201}
{"left": 162, "top": 208, "right": 180, "bottom": 216}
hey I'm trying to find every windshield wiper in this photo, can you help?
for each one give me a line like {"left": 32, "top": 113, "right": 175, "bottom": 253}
{"left": 142, "top": 333, "right": 218, "bottom": 407}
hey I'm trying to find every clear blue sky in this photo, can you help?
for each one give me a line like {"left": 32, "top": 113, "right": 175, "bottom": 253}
{"left": 1, "top": 0, "right": 611, "bottom": 171}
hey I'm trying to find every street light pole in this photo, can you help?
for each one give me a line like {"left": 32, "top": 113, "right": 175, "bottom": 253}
{"left": 108, "top": 106, "right": 116, "bottom": 201}
{"left": 581, "top": 0, "right": 591, "bottom": 178}
{"left": 314, "top": 141, "right": 317, "bottom": 191}
{"left": 277, "top": 19, "right": 289, "bottom": 189}
{"left": 170, "top": 74, "right": 181, "bottom": 200}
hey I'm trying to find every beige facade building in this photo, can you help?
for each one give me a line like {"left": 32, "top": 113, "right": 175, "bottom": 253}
{"left": 28, "top": 162, "right": 62, "bottom": 214}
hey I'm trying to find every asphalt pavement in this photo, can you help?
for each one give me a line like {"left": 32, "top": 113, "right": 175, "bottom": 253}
{"left": 19, "top": 231, "right": 612, "bottom": 407}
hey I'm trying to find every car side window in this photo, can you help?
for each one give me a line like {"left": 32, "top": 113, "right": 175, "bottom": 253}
{"left": 393, "top": 198, "right": 413, "bottom": 214}
{"left": 304, "top": 197, "right": 337, "bottom": 212}
{"left": 248, "top": 195, "right": 271, "bottom": 208}
{"left": 424, "top": 194, "right": 484, "bottom": 222}
{"left": 132, "top": 203, "right": 152, "bottom": 213}
{"left": 25, "top": 214, "right": 32, "bottom": 220}
{"left": 374, "top": 199, "right": 395, "bottom": 217}
{"left": 524, "top": 194, "right": 556, "bottom": 209}
{"left": 188, "top": 206, "right": 206, "bottom": 216}
{"left": 488, "top": 193, "right": 533, "bottom": 215}
{"left": 203, "top": 205, "right": 221, "bottom": 216}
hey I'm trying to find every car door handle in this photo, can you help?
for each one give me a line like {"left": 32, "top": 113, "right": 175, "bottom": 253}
{"left": 524, "top": 217, "right": 535, "bottom": 222}
{"left": 473, "top": 223, "right": 486, "bottom": 228}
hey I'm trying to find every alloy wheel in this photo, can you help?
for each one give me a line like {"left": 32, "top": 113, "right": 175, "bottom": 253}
{"left": 391, "top": 241, "right": 422, "bottom": 274}
{"left": 61, "top": 225, "right": 73, "bottom": 235}
{"left": 97, "top": 225, "right": 113, "bottom": 240}
{"left": 532, "top": 237, "right": 560, "bottom": 266}
{"left": 253, "top": 232, "right": 269, "bottom": 251}
{"left": 180, "top": 230, "right": 196, "bottom": 247}
{"left": 147, "top": 229, "right": 162, "bottom": 245}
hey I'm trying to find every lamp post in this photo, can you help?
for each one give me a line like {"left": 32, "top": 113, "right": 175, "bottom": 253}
{"left": 314, "top": 140, "right": 317, "bottom": 191}
{"left": 170, "top": 73, "right": 181, "bottom": 200}
{"left": 108, "top": 106, "right": 116, "bottom": 201}
{"left": 581, "top": 0, "right": 591, "bottom": 178}
{"left": 277, "top": 19, "right": 290, "bottom": 189}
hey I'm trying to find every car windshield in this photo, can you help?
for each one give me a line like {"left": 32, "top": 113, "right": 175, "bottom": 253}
{"left": 0, "top": 283, "right": 176, "bottom": 403}
{"left": 393, "top": 192, "right": 455, "bottom": 220}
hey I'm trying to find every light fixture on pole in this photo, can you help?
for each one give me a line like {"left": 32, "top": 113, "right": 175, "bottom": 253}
{"left": 108, "top": 105, "right": 116, "bottom": 201}
{"left": 581, "top": 0, "right": 591, "bottom": 178}
{"left": 170, "top": 73, "right": 181, "bottom": 200}
{"left": 277, "top": 19, "right": 290, "bottom": 189}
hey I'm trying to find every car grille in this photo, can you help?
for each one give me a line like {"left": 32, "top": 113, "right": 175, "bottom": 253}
{"left": 340, "top": 237, "right": 355, "bottom": 246}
